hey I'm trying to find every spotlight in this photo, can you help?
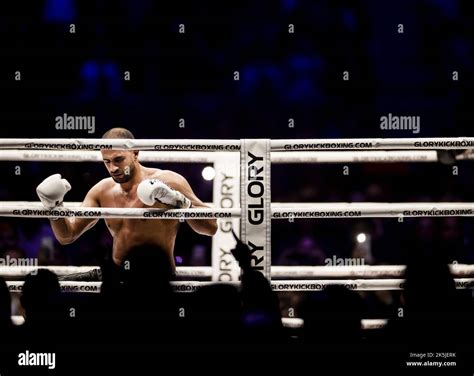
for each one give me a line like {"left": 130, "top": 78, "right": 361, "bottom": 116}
{"left": 202, "top": 166, "right": 216, "bottom": 181}
{"left": 356, "top": 233, "right": 367, "bottom": 243}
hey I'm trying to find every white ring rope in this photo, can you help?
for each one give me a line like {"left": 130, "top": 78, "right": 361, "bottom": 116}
{"left": 2, "top": 265, "right": 474, "bottom": 278}
{"left": 272, "top": 150, "right": 474, "bottom": 163}
{"left": 6, "top": 278, "right": 474, "bottom": 293}
{"left": 1, "top": 137, "right": 474, "bottom": 151}
{"left": 0, "top": 139, "right": 240, "bottom": 151}
{"left": 272, "top": 138, "right": 474, "bottom": 150}
{"left": 7, "top": 281, "right": 102, "bottom": 293}
{"left": 0, "top": 266, "right": 213, "bottom": 278}
{"left": 0, "top": 205, "right": 238, "bottom": 219}
{"left": 281, "top": 318, "right": 388, "bottom": 330}
{"left": 272, "top": 265, "right": 474, "bottom": 278}
{"left": 0, "top": 150, "right": 219, "bottom": 163}
{"left": 2, "top": 202, "right": 474, "bottom": 219}
{"left": 1, "top": 201, "right": 215, "bottom": 207}
{"left": 2, "top": 150, "right": 473, "bottom": 163}
{"left": 272, "top": 203, "right": 474, "bottom": 218}
{"left": 3, "top": 201, "right": 466, "bottom": 209}
{"left": 8, "top": 315, "right": 386, "bottom": 330}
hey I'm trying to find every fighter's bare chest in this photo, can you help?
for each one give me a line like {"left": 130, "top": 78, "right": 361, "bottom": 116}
{"left": 99, "top": 189, "right": 173, "bottom": 234}
{"left": 100, "top": 188, "right": 140, "bottom": 207}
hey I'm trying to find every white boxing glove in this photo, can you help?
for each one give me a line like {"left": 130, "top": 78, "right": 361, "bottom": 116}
{"left": 137, "top": 179, "right": 191, "bottom": 208}
{"left": 36, "top": 173, "right": 71, "bottom": 209}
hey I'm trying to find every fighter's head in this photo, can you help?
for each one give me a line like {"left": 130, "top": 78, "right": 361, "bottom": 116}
{"left": 101, "top": 127, "right": 139, "bottom": 184}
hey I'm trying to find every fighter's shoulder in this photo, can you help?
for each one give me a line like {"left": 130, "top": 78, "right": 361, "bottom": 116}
{"left": 88, "top": 177, "right": 115, "bottom": 194}
{"left": 152, "top": 169, "right": 186, "bottom": 184}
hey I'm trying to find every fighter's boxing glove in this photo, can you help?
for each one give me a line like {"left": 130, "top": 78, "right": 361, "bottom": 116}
{"left": 137, "top": 179, "right": 191, "bottom": 208}
{"left": 36, "top": 173, "right": 71, "bottom": 209}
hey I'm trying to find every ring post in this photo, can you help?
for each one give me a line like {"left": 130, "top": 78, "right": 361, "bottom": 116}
{"left": 240, "top": 139, "right": 271, "bottom": 280}
{"left": 211, "top": 153, "right": 241, "bottom": 282}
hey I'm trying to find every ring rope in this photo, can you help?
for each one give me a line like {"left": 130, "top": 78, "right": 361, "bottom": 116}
{"left": 272, "top": 265, "right": 474, "bottom": 278}
{"left": 8, "top": 315, "right": 386, "bottom": 330}
{"left": 281, "top": 318, "right": 387, "bottom": 330}
{"left": 0, "top": 206, "right": 238, "bottom": 219}
{"left": 1, "top": 201, "right": 216, "bottom": 207}
{"left": 1, "top": 137, "right": 473, "bottom": 151}
{"left": 0, "top": 150, "right": 219, "bottom": 163}
{"left": 2, "top": 265, "right": 474, "bottom": 278}
{"left": 0, "top": 266, "right": 213, "bottom": 278}
{"left": 2, "top": 150, "right": 473, "bottom": 164}
{"left": 272, "top": 138, "right": 474, "bottom": 150}
{"left": 2, "top": 202, "right": 474, "bottom": 219}
{"left": 0, "top": 139, "right": 240, "bottom": 151}
{"left": 6, "top": 278, "right": 474, "bottom": 293}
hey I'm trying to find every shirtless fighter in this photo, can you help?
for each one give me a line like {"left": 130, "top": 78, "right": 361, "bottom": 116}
{"left": 35, "top": 128, "right": 217, "bottom": 277}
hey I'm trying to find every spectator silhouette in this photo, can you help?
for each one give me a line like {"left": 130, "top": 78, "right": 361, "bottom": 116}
{"left": 113, "top": 244, "right": 178, "bottom": 348}
{"left": 230, "top": 229, "right": 286, "bottom": 345}
{"left": 188, "top": 283, "right": 243, "bottom": 346}
{"left": 240, "top": 269, "right": 286, "bottom": 344}
{"left": 21, "top": 270, "right": 63, "bottom": 322}
{"left": 383, "top": 246, "right": 470, "bottom": 350}
{"left": 0, "top": 278, "right": 17, "bottom": 376}
{"left": 300, "top": 285, "right": 364, "bottom": 346}
{"left": 0, "top": 277, "right": 14, "bottom": 342}
{"left": 19, "top": 269, "right": 66, "bottom": 348}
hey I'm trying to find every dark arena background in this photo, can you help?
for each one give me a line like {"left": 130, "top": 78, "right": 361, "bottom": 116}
{"left": 1, "top": 0, "right": 474, "bottom": 374}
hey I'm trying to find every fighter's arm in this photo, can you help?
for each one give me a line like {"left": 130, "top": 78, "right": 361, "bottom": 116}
{"left": 50, "top": 183, "right": 101, "bottom": 245}
{"left": 160, "top": 171, "right": 218, "bottom": 236}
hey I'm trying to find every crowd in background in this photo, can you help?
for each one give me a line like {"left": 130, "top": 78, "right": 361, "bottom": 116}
{"left": 1, "top": 0, "right": 474, "bottom": 372}
{"left": 1, "top": 241, "right": 474, "bottom": 372}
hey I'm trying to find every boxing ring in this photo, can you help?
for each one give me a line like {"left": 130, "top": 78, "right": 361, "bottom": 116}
{"left": 2, "top": 137, "right": 474, "bottom": 329}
